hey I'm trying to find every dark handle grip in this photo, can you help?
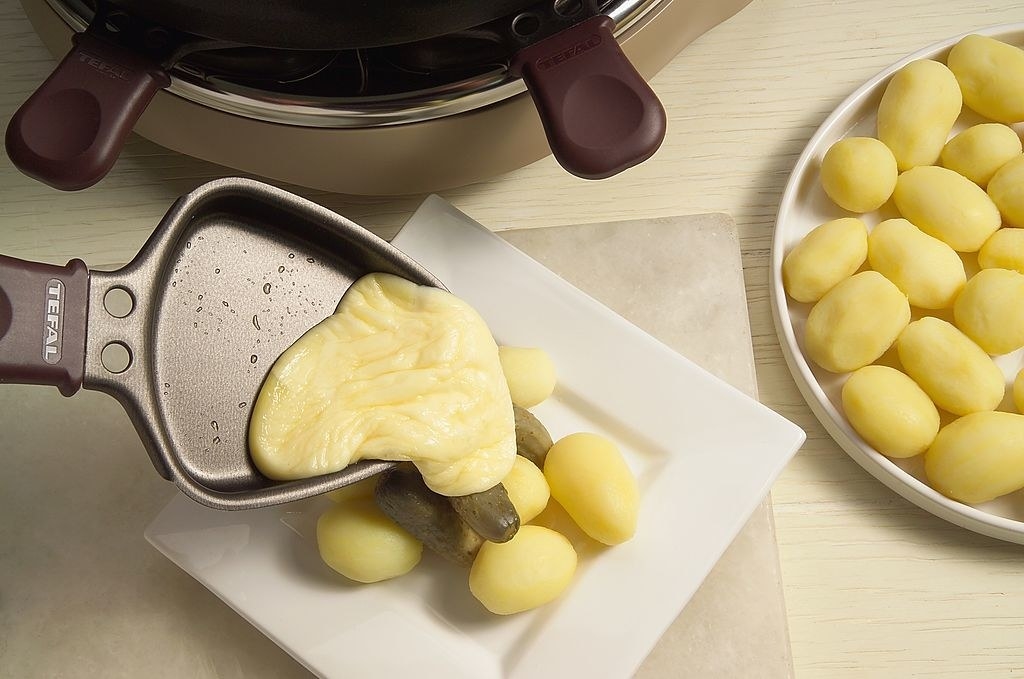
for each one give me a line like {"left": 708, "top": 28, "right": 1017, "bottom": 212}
{"left": 5, "top": 30, "right": 170, "bottom": 191}
{"left": 0, "top": 254, "right": 90, "bottom": 396}
{"left": 511, "top": 15, "right": 667, "bottom": 180}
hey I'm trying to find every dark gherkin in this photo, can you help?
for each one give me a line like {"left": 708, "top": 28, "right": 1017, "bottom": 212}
{"left": 514, "top": 405, "right": 554, "bottom": 467}
{"left": 374, "top": 464, "right": 486, "bottom": 567}
{"left": 449, "top": 483, "right": 520, "bottom": 543}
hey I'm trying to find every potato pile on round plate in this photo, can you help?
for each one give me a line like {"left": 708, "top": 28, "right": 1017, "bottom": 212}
{"left": 783, "top": 34, "right": 1024, "bottom": 506}
{"left": 315, "top": 346, "right": 640, "bottom": 615}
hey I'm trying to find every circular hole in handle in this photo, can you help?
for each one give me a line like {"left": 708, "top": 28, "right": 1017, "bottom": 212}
{"left": 512, "top": 13, "right": 542, "bottom": 37}
{"left": 144, "top": 27, "right": 170, "bottom": 51}
{"left": 553, "top": 0, "right": 584, "bottom": 18}
{"left": 101, "top": 341, "right": 132, "bottom": 374}
{"left": 105, "top": 10, "right": 130, "bottom": 33}
{"left": 103, "top": 286, "right": 135, "bottom": 318}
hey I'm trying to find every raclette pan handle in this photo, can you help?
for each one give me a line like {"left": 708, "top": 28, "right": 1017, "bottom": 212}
{"left": 5, "top": 30, "right": 170, "bottom": 191}
{"left": 0, "top": 254, "right": 90, "bottom": 396}
{"left": 510, "top": 15, "right": 666, "bottom": 180}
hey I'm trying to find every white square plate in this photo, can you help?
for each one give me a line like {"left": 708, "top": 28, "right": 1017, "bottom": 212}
{"left": 145, "top": 196, "right": 805, "bottom": 679}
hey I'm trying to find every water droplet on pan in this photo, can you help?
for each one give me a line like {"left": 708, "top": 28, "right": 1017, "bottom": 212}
{"left": 213, "top": 436, "right": 221, "bottom": 445}
{"left": 250, "top": 355, "right": 258, "bottom": 363}
{"left": 288, "top": 253, "right": 295, "bottom": 259}
{"left": 278, "top": 266, "right": 285, "bottom": 273}
{"left": 252, "top": 315, "right": 261, "bottom": 330}
{"left": 306, "top": 257, "right": 315, "bottom": 263}
{"left": 211, "top": 420, "right": 219, "bottom": 431}
{"left": 263, "top": 283, "right": 272, "bottom": 294}
{"left": 196, "top": 306, "right": 203, "bottom": 312}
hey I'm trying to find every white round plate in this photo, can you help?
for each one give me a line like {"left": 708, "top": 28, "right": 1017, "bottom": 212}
{"left": 770, "top": 23, "right": 1024, "bottom": 544}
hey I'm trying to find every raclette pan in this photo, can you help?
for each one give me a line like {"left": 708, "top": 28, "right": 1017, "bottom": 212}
{"left": 0, "top": 178, "right": 442, "bottom": 509}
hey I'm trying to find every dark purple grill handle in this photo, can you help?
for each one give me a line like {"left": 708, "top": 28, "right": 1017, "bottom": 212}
{"left": 0, "top": 255, "right": 90, "bottom": 396}
{"left": 5, "top": 30, "right": 170, "bottom": 191}
{"left": 511, "top": 15, "right": 667, "bottom": 180}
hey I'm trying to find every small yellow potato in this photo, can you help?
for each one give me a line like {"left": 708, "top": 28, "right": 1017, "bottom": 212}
{"left": 544, "top": 432, "right": 639, "bottom": 545}
{"left": 892, "top": 165, "right": 1002, "bottom": 252}
{"left": 867, "top": 218, "right": 966, "bottom": 309}
{"left": 940, "top": 123, "right": 1022, "bottom": 187}
{"left": 498, "top": 346, "right": 557, "bottom": 408}
{"left": 820, "top": 137, "right": 898, "bottom": 212}
{"left": 953, "top": 268, "right": 1024, "bottom": 355}
{"left": 469, "top": 525, "right": 577, "bottom": 615}
{"left": 782, "top": 217, "right": 868, "bottom": 303}
{"left": 841, "top": 365, "right": 940, "bottom": 458}
{"left": 804, "top": 271, "right": 910, "bottom": 373}
{"left": 947, "top": 34, "right": 1024, "bottom": 124}
{"left": 987, "top": 154, "right": 1024, "bottom": 228}
{"left": 317, "top": 498, "right": 423, "bottom": 583}
{"left": 877, "top": 59, "right": 962, "bottom": 170}
{"left": 979, "top": 229, "right": 1024, "bottom": 274}
{"left": 925, "top": 411, "right": 1024, "bottom": 504}
{"left": 502, "top": 455, "right": 551, "bottom": 524}
{"left": 1015, "top": 369, "right": 1024, "bottom": 413}
{"left": 326, "top": 475, "right": 378, "bottom": 504}
{"left": 896, "top": 317, "right": 1004, "bottom": 416}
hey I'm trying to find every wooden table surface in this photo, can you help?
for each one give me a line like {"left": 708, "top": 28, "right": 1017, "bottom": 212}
{"left": 1, "top": 1, "right": 1023, "bottom": 677}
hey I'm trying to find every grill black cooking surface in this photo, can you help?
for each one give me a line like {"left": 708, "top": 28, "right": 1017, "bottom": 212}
{"left": 66, "top": 0, "right": 617, "bottom": 99}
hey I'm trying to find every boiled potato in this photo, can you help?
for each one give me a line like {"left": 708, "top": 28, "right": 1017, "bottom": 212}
{"left": 782, "top": 217, "right": 868, "bottom": 303}
{"left": 469, "top": 525, "right": 577, "bottom": 615}
{"left": 804, "top": 271, "right": 910, "bottom": 373}
{"left": 820, "top": 137, "right": 898, "bottom": 212}
{"left": 317, "top": 498, "right": 423, "bottom": 583}
{"left": 841, "top": 365, "right": 940, "bottom": 458}
{"left": 877, "top": 59, "right": 962, "bottom": 170}
{"left": 987, "top": 154, "right": 1024, "bottom": 228}
{"left": 326, "top": 475, "right": 378, "bottom": 504}
{"left": 940, "top": 123, "right": 1022, "bottom": 187}
{"left": 953, "top": 268, "right": 1024, "bottom": 355}
{"left": 502, "top": 455, "right": 551, "bottom": 524}
{"left": 896, "top": 317, "right": 1004, "bottom": 416}
{"left": 499, "top": 346, "right": 556, "bottom": 408}
{"left": 544, "top": 432, "right": 639, "bottom": 546}
{"left": 1015, "top": 369, "right": 1024, "bottom": 414}
{"left": 925, "top": 411, "right": 1024, "bottom": 504}
{"left": 947, "top": 34, "right": 1024, "bottom": 124}
{"left": 867, "top": 218, "right": 966, "bottom": 309}
{"left": 892, "top": 165, "right": 1001, "bottom": 252}
{"left": 979, "top": 228, "right": 1024, "bottom": 274}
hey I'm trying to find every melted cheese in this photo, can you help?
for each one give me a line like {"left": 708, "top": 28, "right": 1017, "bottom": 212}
{"left": 248, "top": 273, "right": 515, "bottom": 496}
